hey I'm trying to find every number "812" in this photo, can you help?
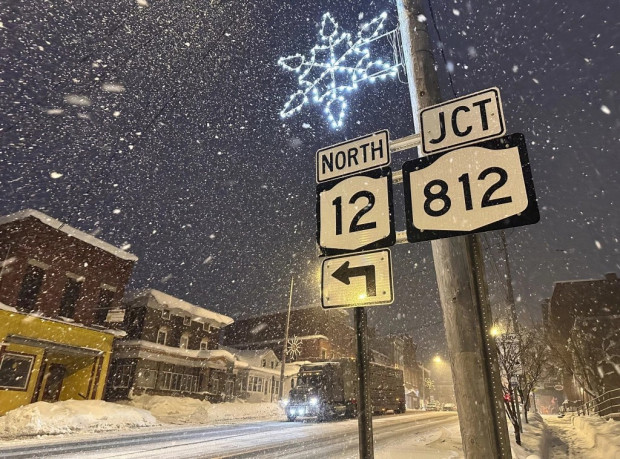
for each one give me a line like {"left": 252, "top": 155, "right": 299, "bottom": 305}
{"left": 423, "top": 167, "right": 512, "bottom": 217}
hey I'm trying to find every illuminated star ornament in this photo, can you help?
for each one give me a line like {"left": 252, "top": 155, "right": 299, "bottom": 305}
{"left": 287, "top": 336, "right": 303, "bottom": 360}
{"left": 278, "top": 12, "right": 400, "bottom": 129}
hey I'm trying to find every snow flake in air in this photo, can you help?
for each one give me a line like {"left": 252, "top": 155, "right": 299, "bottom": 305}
{"left": 64, "top": 94, "right": 91, "bottom": 106}
{"left": 50, "top": 171, "right": 63, "bottom": 179}
{"left": 113, "top": 209, "right": 121, "bottom": 215}
{"left": 600, "top": 105, "right": 610, "bottom": 115}
{"left": 452, "top": 9, "right": 460, "bottom": 16}
{"left": 277, "top": 12, "right": 399, "bottom": 129}
{"left": 102, "top": 83, "right": 125, "bottom": 93}
{"left": 595, "top": 240, "right": 602, "bottom": 249}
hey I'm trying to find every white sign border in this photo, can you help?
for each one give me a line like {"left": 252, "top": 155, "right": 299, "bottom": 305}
{"left": 419, "top": 87, "right": 506, "bottom": 155}
{"left": 321, "top": 248, "right": 394, "bottom": 309}
{"left": 315, "top": 129, "right": 391, "bottom": 183}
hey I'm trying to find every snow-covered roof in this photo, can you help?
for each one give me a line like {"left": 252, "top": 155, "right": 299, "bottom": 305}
{"left": 0, "top": 209, "right": 138, "bottom": 262}
{"left": 127, "top": 289, "right": 233, "bottom": 326}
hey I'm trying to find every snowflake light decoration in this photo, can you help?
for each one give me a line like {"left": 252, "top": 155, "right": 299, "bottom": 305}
{"left": 287, "top": 336, "right": 303, "bottom": 360}
{"left": 278, "top": 12, "right": 400, "bottom": 129}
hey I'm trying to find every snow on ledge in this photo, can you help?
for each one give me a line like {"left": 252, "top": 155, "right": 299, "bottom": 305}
{"left": 0, "top": 400, "right": 157, "bottom": 438}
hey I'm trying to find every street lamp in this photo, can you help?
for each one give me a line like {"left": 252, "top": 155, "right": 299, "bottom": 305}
{"left": 433, "top": 355, "right": 442, "bottom": 364}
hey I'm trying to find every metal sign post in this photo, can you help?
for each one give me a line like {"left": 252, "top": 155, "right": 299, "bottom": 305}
{"left": 355, "top": 306, "right": 374, "bottom": 459}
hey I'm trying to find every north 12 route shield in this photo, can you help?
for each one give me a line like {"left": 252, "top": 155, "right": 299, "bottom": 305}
{"left": 317, "top": 167, "right": 395, "bottom": 256}
{"left": 403, "top": 133, "right": 539, "bottom": 243}
{"left": 322, "top": 249, "right": 393, "bottom": 309}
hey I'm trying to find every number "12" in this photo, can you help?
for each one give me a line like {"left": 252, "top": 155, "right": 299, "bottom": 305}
{"left": 332, "top": 191, "right": 377, "bottom": 235}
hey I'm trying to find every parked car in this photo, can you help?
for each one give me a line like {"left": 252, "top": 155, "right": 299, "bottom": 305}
{"left": 442, "top": 403, "right": 456, "bottom": 411}
{"left": 425, "top": 402, "right": 439, "bottom": 411}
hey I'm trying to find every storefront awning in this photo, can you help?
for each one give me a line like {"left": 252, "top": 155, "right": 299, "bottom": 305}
{"left": 4, "top": 334, "right": 103, "bottom": 357}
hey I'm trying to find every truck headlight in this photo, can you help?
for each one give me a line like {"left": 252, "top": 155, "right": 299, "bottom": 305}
{"left": 309, "top": 397, "right": 319, "bottom": 406}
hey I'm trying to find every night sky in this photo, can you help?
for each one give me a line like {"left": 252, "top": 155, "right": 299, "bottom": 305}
{"left": 2, "top": 0, "right": 618, "bottom": 359}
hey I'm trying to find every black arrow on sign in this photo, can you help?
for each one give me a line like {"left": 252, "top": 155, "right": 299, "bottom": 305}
{"left": 332, "top": 262, "right": 376, "bottom": 297}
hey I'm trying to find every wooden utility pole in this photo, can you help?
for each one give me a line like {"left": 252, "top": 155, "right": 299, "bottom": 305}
{"left": 396, "top": 0, "right": 512, "bottom": 457}
{"left": 278, "top": 277, "right": 294, "bottom": 399}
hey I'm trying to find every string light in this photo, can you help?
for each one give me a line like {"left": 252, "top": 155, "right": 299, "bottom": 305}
{"left": 278, "top": 12, "right": 399, "bottom": 129}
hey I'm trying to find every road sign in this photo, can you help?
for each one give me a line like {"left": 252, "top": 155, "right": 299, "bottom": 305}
{"left": 316, "top": 130, "right": 390, "bottom": 183}
{"left": 322, "top": 249, "right": 393, "bottom": 309}
{"left": 420, "top": 87, "right": 505, "bottom": 155}
{"left": 317, "top": 168, "right": 395, "bottom": 256}
{"left": 403, "top": 133, "right": 539, "bottom": 243}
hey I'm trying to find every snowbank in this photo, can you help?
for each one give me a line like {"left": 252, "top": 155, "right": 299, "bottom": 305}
{"left": 510, "top": 413, "right": 549, "bottom": 459}
{"left": 0, "top": 400, "right": 157, "bottom": 438}
{"left": 572, "top": 415, "right": 620, "bottom": 458}
{"left": 124, "top": 394, "right": 284, "bottom": 425}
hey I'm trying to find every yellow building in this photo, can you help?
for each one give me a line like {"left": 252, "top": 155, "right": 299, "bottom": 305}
{"left": 0, "top": 305, "right": 120, "bottom": 415}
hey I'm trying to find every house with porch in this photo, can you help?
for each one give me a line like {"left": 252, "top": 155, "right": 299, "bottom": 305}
{"left": 106, "top": 289, "right": 236, "bottom": 401}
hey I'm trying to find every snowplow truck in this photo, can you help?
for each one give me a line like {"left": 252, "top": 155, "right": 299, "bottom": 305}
{"left": 285, "top": 359, "right": 406, "bottom": 421}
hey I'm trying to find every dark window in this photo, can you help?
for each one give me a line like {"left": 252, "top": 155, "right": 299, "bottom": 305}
{"left": 157, "top": 328, "right": 167, "bottom": 345}
{"left": 161, "top": 309, "right": 170, "bottom": 320}
{"left": 17, "top": 264, "right": 45, "bottom": 312}
{"left": 112, "top": 363, "right": 134, "bottom": 388}
{"left": 95, "top": 288, "right": 115, "bottom": 323}
{"left": 59, "top": 278, "right": 81, "bottom": 318}
{"left": 0, "top": 353, "right": 34, "bottom": 390}
{"left": 183, "top": 316, "right": 191, "bottom": 326}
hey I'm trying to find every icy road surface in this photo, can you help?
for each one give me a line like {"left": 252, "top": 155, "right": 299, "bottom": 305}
{"left": 1, "top": 411, "right": 460, "bottom": 458}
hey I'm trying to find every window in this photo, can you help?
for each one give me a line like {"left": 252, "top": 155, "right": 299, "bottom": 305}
{"left": 0, "top": 353, "right": 35, "bottom": 390}
{"left": 261, "top": 358, "right": 266, "bottom": 367}
{"left": 59, "top": 277, "right": 82, "bottom": 318}
{"left": 136, "top": 369, "right": 157, "bottom": 389}
{"left": 183, "top": 316, "right": 191, "bottom": 326}
{"left": 161, "top": 309, "right": 170, "bottom": 320}
{"left": 248, "top": 376, "right": 263, "bottom": 392}
{"left": 156, "top": 328, "right": 168, "bottom": 345}
{"left": 180, "top": 333, "right": 189, "bottom": 349}
{"left": 17, "top": 264, "right": 45, "bottom": 312}
{"left": 270, "top": 361, "right": 274, "bottom": 369}
{"left": 200, "top": 338, "right": 209, "bottom": 350}
{"left": 111, "top": 363, "right": 134, "bottom": 388}
{"left": 321, "top": 349, "right": 327, "bottom": 359}
{"left": 203, "top": 322, "right": 212, "bottom": 332}
{"left": 95, "top": 287, "right": 115, "bottom": 323}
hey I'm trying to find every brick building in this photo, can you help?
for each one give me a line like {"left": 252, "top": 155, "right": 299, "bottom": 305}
{"left": 0, "top": 209, "right": 136, "bottom": 415}
{"left": 106, "top": 289, "right": 236, "bottom": 401}
{"left": 543, "top": 273, "right": 620, "bottom": 402}
{"left": 222, "top": 305, "right": 355, "bottom": 362}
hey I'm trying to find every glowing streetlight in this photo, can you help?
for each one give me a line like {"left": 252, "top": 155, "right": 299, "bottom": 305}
{"left": 433, "top": 355, "right": 442, "bottom": 364}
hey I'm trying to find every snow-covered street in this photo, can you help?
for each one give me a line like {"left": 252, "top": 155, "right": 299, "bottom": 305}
{"left": 0, "top": 411, "right": 460, "bottom": 458}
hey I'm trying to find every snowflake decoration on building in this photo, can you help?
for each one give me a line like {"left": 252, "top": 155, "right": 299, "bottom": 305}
{"left": 287, "top": 335, "right": 303, "bottom": 360}
{"left": 278, "top": 12, "right": 400, "bottom": 129}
